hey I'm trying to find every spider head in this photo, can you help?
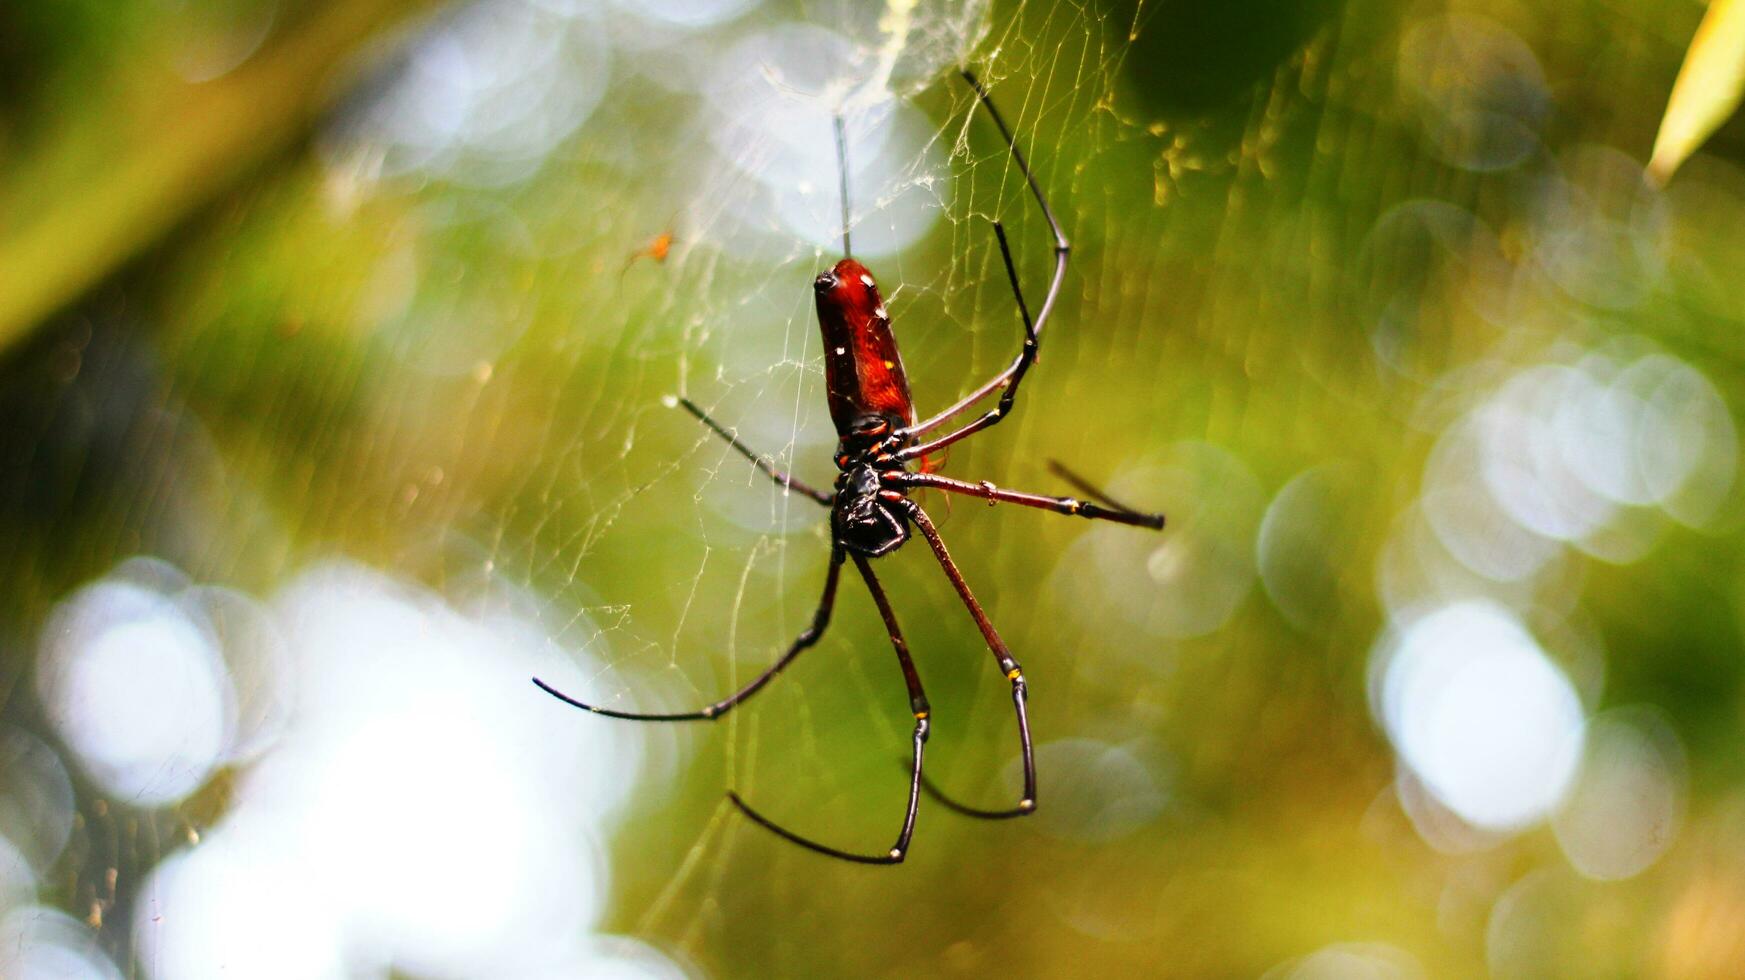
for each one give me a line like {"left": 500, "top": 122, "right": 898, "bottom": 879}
{"left": 817, "top": 258, "right": 880, "bottom": 300}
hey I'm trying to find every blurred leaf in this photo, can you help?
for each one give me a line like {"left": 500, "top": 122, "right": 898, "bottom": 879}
{"left": 1650, "top": 0, "right": 1745, "bottom": 184}
{"left": 0, "top": 0, "right": 437, "bottom": 359}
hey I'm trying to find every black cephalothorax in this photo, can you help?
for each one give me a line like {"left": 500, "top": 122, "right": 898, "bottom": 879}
{"left": 831, "top": 416, "right": 911, "bottom": 558}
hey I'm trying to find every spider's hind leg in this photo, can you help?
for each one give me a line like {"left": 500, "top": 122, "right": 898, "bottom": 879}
{"left": 901, "top": 500, "right": 1038, "bottom": 819}
{"left": 726, "top": 553, "right": 930, "bottom": 863}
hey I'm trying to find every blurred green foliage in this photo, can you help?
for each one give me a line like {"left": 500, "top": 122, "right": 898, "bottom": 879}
{"left": 4, "top": 0, "right": 1745, "bottom": 977}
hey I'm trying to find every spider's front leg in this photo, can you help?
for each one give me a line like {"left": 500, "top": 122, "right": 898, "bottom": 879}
{"left": 899, "top": 222, "right": 1042, "bottom": 461}
{"left": 900, "top": 70, "right": 1070, "bottom": 450}
{"left": 671, "top": 396, "right": 833, "bottom": 506}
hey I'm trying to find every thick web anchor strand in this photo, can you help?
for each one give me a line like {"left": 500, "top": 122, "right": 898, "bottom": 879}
{"left": 835, "top": 113, "right": 852, "bottom": 260}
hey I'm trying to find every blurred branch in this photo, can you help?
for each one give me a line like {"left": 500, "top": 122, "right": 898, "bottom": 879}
{"left": 1650, "top": 0, "right": 1745, "bottom": 185}
{"left": 0, "top": 0, "right": 441, "bottom": 358}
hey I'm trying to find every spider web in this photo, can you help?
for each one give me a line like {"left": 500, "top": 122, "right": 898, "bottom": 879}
{"left": 307, "top": 0, "right": 1264, "bottom": 965}
{"left": 1, "top": 0, "right": 1409, "bottom": 974}
{"left": 15, "top": 0, "right": 1745, "bottom": 975}
{"left": 328, "top": 0, "right": 1311, "bottom": 965}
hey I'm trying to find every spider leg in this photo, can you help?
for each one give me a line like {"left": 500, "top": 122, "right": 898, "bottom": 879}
{"left": 902, "top": 501, "right": 1036, "bottom": 819}
{"left": 533, "top": 549, "right": 844, "bottom": 721}
{"left": 1046, "top": 459, "right": 1150, "bottom": 514}
{"left": 904, "top": 69, "right": 1069, "bottom": 441}
{"left": 728, "top": 553, "right": 929, "bottom": 863}
{"left": 899, "top": 220, "right": 1037, "bottom": 461}
{"left": 894, "top": 471, "right": 1165, "bottom": 530}
{"left": 671, "top": 396, "right": 833, "bottom": 506}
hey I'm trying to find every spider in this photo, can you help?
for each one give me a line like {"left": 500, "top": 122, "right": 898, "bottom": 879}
{"left": 535, "top": 70, "right": 1165, "bottom": 864}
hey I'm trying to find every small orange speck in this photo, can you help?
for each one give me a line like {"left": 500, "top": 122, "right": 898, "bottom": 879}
{"left": 623, "top": 231, "right": 676, "bottom": 276}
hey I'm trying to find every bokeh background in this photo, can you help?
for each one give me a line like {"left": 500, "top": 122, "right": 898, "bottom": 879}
{"left": 3, "top": 0, "right": 1744, "bottom": 976}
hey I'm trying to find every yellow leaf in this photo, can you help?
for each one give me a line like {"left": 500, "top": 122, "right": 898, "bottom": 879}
{"left": 1650, "top": 0, "right": 1745, "bottom": 184}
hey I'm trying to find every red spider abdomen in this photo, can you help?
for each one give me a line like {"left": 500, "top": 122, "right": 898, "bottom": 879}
{"left": 816, "top": 258, "right": 915, "bottom": 434}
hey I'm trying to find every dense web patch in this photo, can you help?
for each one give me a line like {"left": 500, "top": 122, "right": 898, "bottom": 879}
{"left": 308, "top": 0, "right": 1328, "bottom": 939}
{"left": 316, "top": 0, "right": 1231, "bottom": 928}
